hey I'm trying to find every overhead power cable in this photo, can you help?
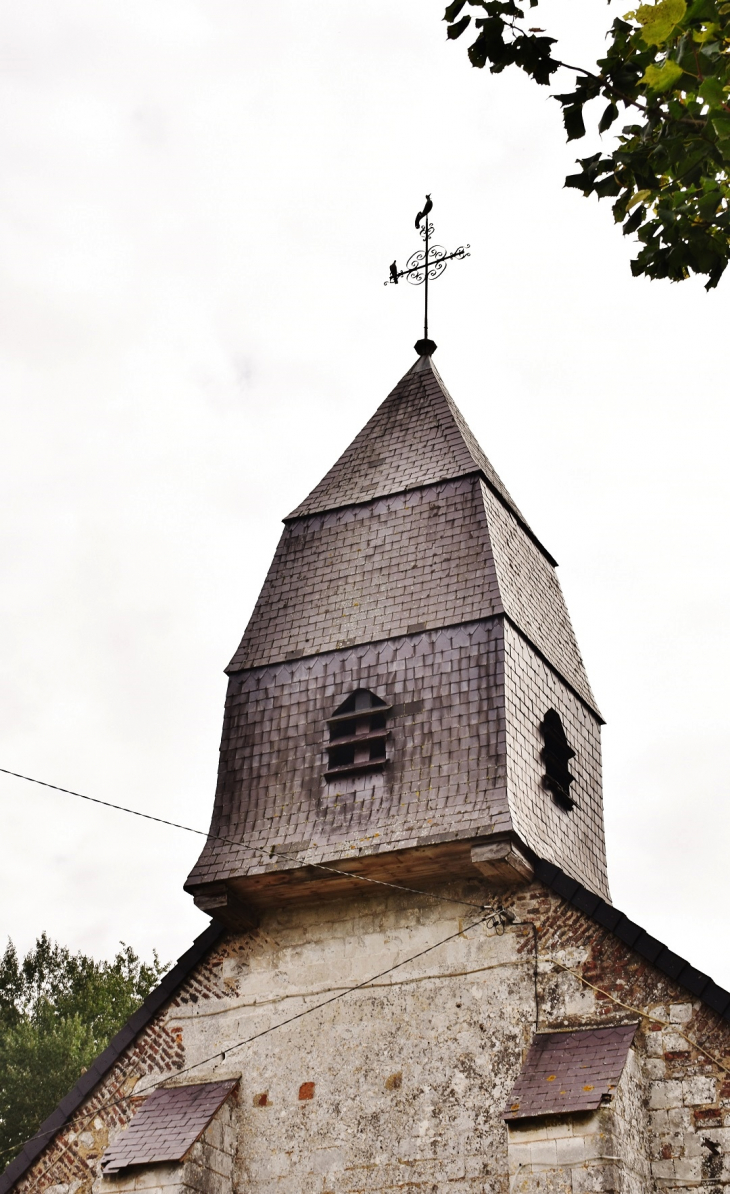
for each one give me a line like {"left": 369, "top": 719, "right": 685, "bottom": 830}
{"left": 0, "top": 765, "right": 490, "bottom": 911}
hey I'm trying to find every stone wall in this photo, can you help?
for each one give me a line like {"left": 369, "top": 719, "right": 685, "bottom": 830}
{"left": 15, "top": 882, "right": 730, "bottom": 1194}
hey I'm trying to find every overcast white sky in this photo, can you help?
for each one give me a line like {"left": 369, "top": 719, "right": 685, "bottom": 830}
{"left": 1, "top": 0, "right": 728, "bottom": 987}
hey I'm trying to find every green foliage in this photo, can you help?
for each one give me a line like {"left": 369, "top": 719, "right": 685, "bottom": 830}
{"left": 0, "top": 934, "right": 166, "bottom": 1174}
{"left": 444, "top": 0, "right": 730, "bottom": 288}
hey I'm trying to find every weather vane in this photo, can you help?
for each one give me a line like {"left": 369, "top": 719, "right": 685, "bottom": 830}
{"left": 385, "top": 195, "right": 470, "bottom": 355}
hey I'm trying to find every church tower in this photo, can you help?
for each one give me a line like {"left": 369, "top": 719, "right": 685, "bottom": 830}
{"left": 185, "top": 348, "right": 609, "bottom": 923}
{"left": 13, "top": 345, "right": 730, "bottom": 1194}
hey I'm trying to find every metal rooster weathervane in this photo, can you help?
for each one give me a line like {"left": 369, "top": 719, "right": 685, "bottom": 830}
{"left": 385, "top": 195, "right": 470, "bottom": 355}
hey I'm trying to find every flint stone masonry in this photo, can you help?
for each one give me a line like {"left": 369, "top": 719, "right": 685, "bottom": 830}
{"left": 14, "top": 883, "right": 730, "bottom": 1194}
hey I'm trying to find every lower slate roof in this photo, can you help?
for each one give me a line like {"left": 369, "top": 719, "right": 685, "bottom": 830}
{"left": 100, "top": 1080, "right": 238, "bottom": 1173}
{"left": 4, "top": 860, "right": 730, "bottom": 1193}
{"left": 503, "top": 1024, "right": 637, "bottom": 1120}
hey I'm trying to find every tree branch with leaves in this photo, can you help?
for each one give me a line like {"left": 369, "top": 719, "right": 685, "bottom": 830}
{"left": 0, "top": 935, "right": 167, "bottom": 1173}
{"left": 444, "top": 0, "right": 730, "bottom": 288}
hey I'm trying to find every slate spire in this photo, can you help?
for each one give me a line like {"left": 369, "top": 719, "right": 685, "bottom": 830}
{"left": 186, "top": 352, "right": 609, "bottom": 918}
{"left": 287, "top": 355, "right": 531, "bottom": 533}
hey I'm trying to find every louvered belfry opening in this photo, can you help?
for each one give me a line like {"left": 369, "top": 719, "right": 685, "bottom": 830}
{"left": 540, "top": 709, "right": 577, "bottom": 811}
{"left": 325, "top": 689, "right": 391, "bottom": 779}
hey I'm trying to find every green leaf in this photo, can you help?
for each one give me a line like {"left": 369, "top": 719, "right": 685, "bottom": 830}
{"left": 447, "top": 14, "right": 472, "bottom": 37}
{"left": 692, "top": 21, "right": 720, "bottom": 39}
{"left": 641, "top": 58, "right": 684, "bottom": 89}
{"left": 706, "top": 258, "right": 727, "bottom": 288}
{"left": 563, "top": 104, "right": 587, "bottom": 140}
{"left": 699, "top": 75, "right": 726, "bottom": 106}
{"left": 697, "top": 188, "right": 722, "bottom": 216}
{"left": 710, "top": 110, "right": 730, "bottom": 136}
{"left": 565, "top": 170, "right": 593, "bottom": 192}
{"left": 443, "top": 0, "right": 469, "bottom": 20}
{"left": 623, "top": 204, "right": 647, "bottom": 233}
{"left": 685, "top": 0, "right": 717, "bottom": 18}
{"left": 634, "top": 0, "right": 687, "bottom": 45}
{"left": 598, "top": 101, "right": 619, "bottom": 131}
{"left": 440, "top": 0, "right": 730, "bottom": 288}
{"left": 595, "top": 173, "right": 623, "bottom": 197}
{"left": 628, "top": 187, "right": 653, "bottom": 208}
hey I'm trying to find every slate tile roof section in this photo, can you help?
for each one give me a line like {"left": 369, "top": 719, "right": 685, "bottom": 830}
{"left": 287, "top": 356, "right": 533, "bottom": 539}
{"left": 227, "top": 473, "right": 597, "bottom": 714}
{"left": 100, "top": 1080, "right": 238, "bottom": 1174}
{"left": 189, "top": 620, "right": 513, "bottom": 890}
{"left": 227, "top": 477, "right": 504, "bottom": 673}
{"left": 503, "top": 1024, "right": 637, "bottom": 1120}
{"left": 480, "top": 482, "right": 596, "bottom": 711}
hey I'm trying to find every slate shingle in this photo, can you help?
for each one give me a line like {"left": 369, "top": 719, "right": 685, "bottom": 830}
{"left": 287, "top": 356, "right": 529, "bottom": 531}
{"left": 100, "top": 1080, "right": 238, "bottom": 1174}
{"left": 503, "top": 1024, "right": 637, "bottom": 1120}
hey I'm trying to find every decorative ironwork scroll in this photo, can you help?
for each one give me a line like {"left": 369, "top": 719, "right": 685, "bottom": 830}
{"left": 385, "top": 198, "right": 470, "bottom": 350}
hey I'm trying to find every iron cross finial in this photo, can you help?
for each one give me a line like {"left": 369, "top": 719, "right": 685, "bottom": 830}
{"left": 385, "top": 195, "right": 470, "bottom": 356}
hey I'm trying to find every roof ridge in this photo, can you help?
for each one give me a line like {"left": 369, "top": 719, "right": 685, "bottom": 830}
{"left": 534, "top": 859, "right": 730, "bottom": 1019}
